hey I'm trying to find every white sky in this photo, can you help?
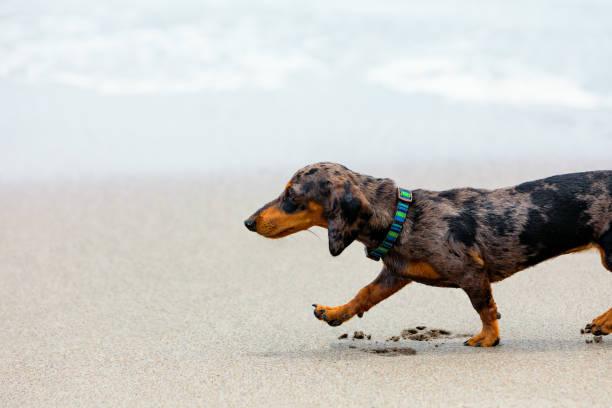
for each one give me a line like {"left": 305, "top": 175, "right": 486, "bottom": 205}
{"left": 1, "top": 0, "right": 611, "bottom": 180}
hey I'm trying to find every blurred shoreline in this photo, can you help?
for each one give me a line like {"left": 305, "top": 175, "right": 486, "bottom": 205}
{"left": 2, "top": 156, "right": 610, "bottom": 189}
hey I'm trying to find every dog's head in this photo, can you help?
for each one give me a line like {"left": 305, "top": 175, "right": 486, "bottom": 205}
{"left": 244, "top": 162, "right": 373, "bottom": 256}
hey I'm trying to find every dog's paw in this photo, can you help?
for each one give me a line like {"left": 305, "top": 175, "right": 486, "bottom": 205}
{"left": 312, "top": 304, "right": 353, "bottom": 327}
{"left": 585, "top": 309, "right": 612, "bottom": 336}
{"left": 463, "top": 331, "right": 500, "bottom": 347}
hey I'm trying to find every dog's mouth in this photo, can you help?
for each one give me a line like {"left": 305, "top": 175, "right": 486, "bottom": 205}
{"left": 262, "top": 226, "right": 304, "bottom": 239}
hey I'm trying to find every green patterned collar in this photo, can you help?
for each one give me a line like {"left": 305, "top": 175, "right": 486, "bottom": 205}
{"left": 365, "top": 187, "right": 412, "bottom": 261}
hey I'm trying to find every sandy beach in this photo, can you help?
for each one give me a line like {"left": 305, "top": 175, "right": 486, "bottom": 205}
{"left": 1, "top": 163, "right": 610, "bottom": 407}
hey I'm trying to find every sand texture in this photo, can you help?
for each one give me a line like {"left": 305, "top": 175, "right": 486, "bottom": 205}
{"left": 1, "top": 166, "right": 611, "bottom": 407}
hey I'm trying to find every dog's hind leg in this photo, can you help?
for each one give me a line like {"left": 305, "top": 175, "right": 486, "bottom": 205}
{"left": 313, "top": 267, "right": 411, "bottom": 327}
{"left": 461, "top": 274, "right": 500, "bottom": 347}
{"left": 585, "top": 228, "right": 612, "bottom": 336}
{"left": 587, "top": 307, "right": 612, "bottom": 336}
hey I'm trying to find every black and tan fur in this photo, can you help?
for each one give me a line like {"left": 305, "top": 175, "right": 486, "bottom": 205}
{"left": 244, "top": 162, "right": 612, "bottom": 346}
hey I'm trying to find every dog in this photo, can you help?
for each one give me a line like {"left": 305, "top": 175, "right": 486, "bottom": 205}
{"left": 244, "top": 162, "right": 612, "bottom": 346}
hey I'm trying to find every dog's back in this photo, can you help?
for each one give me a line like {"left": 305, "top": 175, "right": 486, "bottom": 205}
{"left": 413, "top": 170, "right": 612, "bottom": 281}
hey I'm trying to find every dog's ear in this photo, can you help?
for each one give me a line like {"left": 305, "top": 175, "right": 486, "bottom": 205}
{"left": 327, "top": 181, "right": 373, "bottom": 256}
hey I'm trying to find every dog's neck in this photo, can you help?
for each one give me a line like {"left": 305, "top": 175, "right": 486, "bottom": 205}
{"left": 357, "top": 179, "right": 406, "bottom": 249}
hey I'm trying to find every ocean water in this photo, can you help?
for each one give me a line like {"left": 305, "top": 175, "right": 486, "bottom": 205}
{"left": 1, "top": 0, "right": 611, "bottom": 180}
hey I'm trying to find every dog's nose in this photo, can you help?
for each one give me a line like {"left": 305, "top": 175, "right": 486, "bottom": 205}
{"left": 244, "top": 218, "right": 257, "bottom": 231}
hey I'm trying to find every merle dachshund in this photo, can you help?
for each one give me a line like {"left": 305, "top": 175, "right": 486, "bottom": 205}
{"left": 244, "top": 162, "right": 612, "bottom": 346}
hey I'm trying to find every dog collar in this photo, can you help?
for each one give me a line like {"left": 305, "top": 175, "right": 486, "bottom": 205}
{"left": 365, "top": 187, "right": 412, "bottom": 261}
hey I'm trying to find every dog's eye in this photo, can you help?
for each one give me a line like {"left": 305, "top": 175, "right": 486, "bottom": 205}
{"left": 281, "top": 185, "right": 306, "bottom": 213}
{"left": 282, "top": 198, "right": 301, "bottom": 213}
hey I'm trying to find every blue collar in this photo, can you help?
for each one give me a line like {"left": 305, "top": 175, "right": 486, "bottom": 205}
{"left": 365, "top": 187, "right": 412, "bottom": 261}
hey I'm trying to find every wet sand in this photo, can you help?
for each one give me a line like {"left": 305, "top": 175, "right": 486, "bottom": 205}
{"left": 1, "top": 163, "right": 611, "bottom": 407}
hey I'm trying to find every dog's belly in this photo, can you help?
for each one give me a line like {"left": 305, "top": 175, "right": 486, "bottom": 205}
{"left": 487, "top": 243, "right": 604, "bottom": 283}
{"left": 406, "top": 276, "right": 460, "bottom": 288}
{"left": 398, "top": 261, "right": 459, "bottom": 288}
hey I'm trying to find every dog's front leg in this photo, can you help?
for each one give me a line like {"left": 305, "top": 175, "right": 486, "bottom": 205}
{"left": 461, "top": 274, "right": 500, "bottom": 347}
{"left": 313, "top": 267, "right": 411, "bottom": 327}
